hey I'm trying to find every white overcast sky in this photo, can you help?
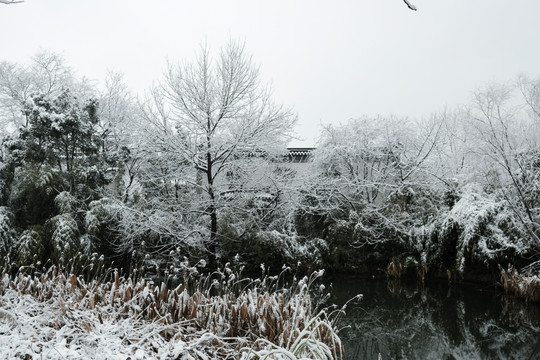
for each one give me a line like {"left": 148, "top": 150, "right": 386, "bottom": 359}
{"left": 1, "top": 0, "right": 540, "bottom": 146}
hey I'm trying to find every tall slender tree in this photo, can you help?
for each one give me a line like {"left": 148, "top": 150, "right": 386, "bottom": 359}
{"left": 140, "top": 41, "right": 296, "bottom": 260}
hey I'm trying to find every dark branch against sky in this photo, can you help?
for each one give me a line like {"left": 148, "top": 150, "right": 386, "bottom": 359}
{"left": 403, "top": 0, "right": 417, "bottom": 11}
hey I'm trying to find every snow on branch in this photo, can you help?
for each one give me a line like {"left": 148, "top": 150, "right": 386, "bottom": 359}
{"left": 0, "top": 0, "right": 24, "bottom": 4}
{"left": 403, "top": 0, "right": 417, "bottom": 11}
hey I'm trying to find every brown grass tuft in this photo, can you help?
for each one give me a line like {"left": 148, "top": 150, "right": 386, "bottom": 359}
{"left": 499, "top": 264, "right": 540, "bottom": 302}
{"left": 386, "top": 258, "right": 402, "bottom": 279}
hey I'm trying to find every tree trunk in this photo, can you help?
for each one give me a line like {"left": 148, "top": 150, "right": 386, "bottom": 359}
{"left": 206, "top": 146, "right": 218, "bottom": 264}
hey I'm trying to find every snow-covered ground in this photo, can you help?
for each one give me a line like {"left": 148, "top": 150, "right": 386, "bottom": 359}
{"left": 0, "top": 285, "right": 240, "bottom": 359}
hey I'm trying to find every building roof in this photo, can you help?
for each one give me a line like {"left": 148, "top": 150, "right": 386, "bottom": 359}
{"left": 287, "top": 148, "right": 316, "bottom": 157}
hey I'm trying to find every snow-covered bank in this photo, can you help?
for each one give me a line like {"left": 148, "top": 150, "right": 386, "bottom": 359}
{"left": 0, "top": 269, "right": 343, "bottom": 359}
{"left": 0, "top": 287, "right": 218, "bottom": 359}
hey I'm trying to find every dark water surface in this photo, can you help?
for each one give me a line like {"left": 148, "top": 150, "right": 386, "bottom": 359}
{"left": 325, "top": 276, "right": 540, "bottom": 360}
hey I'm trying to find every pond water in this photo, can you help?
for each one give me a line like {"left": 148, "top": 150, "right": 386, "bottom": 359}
{"left": 325, "top": 276, "right": 540, "bottom": 360}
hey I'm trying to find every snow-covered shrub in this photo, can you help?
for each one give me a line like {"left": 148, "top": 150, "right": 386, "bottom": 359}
{"left": 85, "top": 198, "right": 119, "bottom": 235}
{"left": 220, "top": 226, "right": 324, "bottom": 273}
{"left": 512, "top": 150, "right": 540, "bottom": 208}
{"left": 218, "top": 202, "right": 327, "bottom": 272}
{"left": 0, "top": 207, "right": 15, "bottom": 258}
{"left": 86, "top": 197, "right": 206, "bottom": 270}
{"left": 8, "top": 166, "right": 63, "bottom": 227}
{"left": 324, "top": 218, "right": 363, "bottom": 271}
{"left": 419, "top": 184, "right": 533, "bottom": 277}
{"left": 84, "top": 197, "right": 125, "bottom": 257}
{"left": 54, "top": 190, "right": 77, "bottom": 214}
{"left": 256, "top": 230, "right": 328, "bottom": 271}
{"left": 14, "top": 227, "right": 45, "bottom": 267}
{"left": 47, "top": 214, "right": 80, "bottom": 265}
{"left": 386, "top": 183, "right": 441, "bottom": 227}
{"left": 408, "top": 222, "right": 438, "bottom": 270}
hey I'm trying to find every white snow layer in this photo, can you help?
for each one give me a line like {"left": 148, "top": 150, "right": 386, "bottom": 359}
{"left": 0, "top": 286, "right": 229, "bottom": 359}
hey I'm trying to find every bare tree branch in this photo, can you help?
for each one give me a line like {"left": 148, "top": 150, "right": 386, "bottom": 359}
{"left": 403, "top": 0, "right": 417, "bottom": 11}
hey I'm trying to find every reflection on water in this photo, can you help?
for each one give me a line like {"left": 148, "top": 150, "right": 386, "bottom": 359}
{"left": 326, "top": 276, "right": 540, "bottom": 360}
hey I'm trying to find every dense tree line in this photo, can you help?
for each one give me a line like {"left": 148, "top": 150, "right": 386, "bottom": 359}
{"left": 1, "top": 48, "right": 539, "bottom": 282}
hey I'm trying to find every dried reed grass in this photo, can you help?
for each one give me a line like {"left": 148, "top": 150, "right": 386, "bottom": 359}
{"left": 239, "top": 310, "right": 343, "bottom": 360}
{"left": 499, "top": 264, "right": 540, "bottom": 303}
{"left": 0, "top": 262, "right": 344, "bottom": 359}
{"left": 386, "top": 258, "right": 402, "bottom": 279}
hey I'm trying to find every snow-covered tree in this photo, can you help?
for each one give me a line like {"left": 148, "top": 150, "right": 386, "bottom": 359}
{"left": 466, "top": 80, "right": 540, "bottom": 246}
{"left": 139, "top": 41, "right": 296, "bottom": 261}
{"left": 0, "top": 51, "right": 89, "bottom": 137}
{"left": 97, "top": 71, "right": 140, "bottom": 153}
{"left": 298, "top": 116, "right": 442, "bottom": 240}
{"left": 0, "top": 86, "right": 123, "bottom": 269}
{"left": 19, "top": 89, "right": 112, "bottom": 191}
{"left": 518, "top": 74, "right": 540, "bottom": 121}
